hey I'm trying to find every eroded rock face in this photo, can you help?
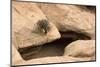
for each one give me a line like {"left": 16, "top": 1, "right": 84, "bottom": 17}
{"left": 12, "top": 45, "right": 24, "bottom": 65}
{"left": 12, "top": 1, "right": 96, "bottom": 65}
{"left": 38, "top": 4, "right": 95, "bottom": 39}
{"left": 64, "top": 40, "right": 95, "bottom": 58}
{"left": 12, "top": 1, "right": 61, "bottom": 49}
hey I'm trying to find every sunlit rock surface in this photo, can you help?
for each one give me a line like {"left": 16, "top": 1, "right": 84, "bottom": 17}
{"left": 12, "top": 1, "right": 96, "bottom": 65}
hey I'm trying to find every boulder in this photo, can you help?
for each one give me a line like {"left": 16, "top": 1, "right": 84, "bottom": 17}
{"left": 12, "top": 1, "right": 61, "bottom": 48}
{"left": 12, "top": 1, "right": 96, "bottom": 65}
{"left": 64, "top": 40, "right": 95, "bottom": 58}
{"left": 38, "top": 4, "right": 95, "bottom": 39}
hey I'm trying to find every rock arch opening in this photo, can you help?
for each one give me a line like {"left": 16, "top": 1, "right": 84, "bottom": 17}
{"left": 18, "top": 31, "right": 91, "bottom": 60}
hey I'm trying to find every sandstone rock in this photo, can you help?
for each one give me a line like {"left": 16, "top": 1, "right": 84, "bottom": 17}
{"left": 12, "top": 45, "right": 95, "bottom": 65}
{"left": 64, "top": 40, "right": 95, "bottom": 58}
{"left": 12, "top": 1, "right": 96, "bottom": 66}
{"left": 12, "top": 45, "right": 24, "bottom": 65}
{"left": 38, "top": 4, "right": 95, "bottom": 39}
{"left": 12, "top": 1, "right": 61, "bottom": 48}
{"left": 16, "top": 55, "right": 94, "bottom": 65}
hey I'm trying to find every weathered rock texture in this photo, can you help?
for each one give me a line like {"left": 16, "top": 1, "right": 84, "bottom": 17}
{"left": 64, "top": 40, "right": 95, "bottom": 58}
{"left": 12, "top": 1, "right": 61, "bottom": 49}
{"left": 12, "top": 1, "right": 96, "bottom": 66}
{"left": 38, "top": 3, "right": 95, "bottom": 39}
